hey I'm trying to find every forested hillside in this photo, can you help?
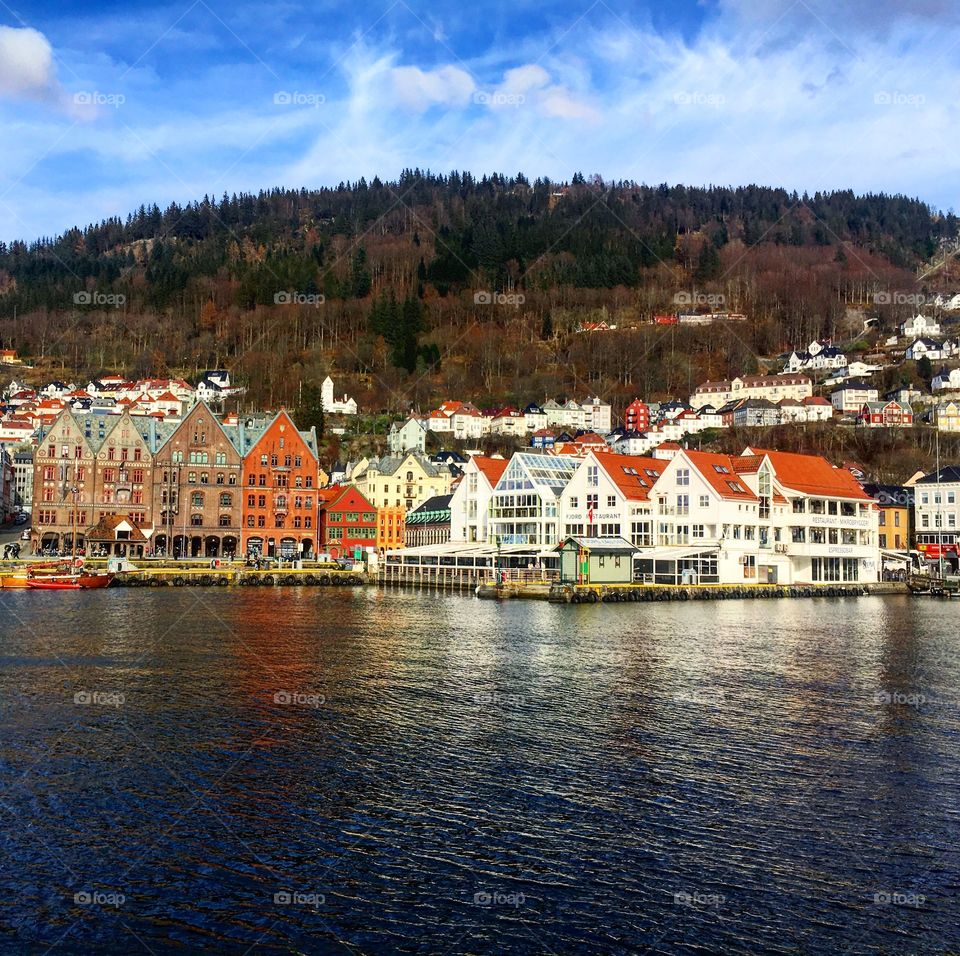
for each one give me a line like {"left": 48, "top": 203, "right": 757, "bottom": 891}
{"left": 0, "top": 171, "right": 956, "bottom": 411}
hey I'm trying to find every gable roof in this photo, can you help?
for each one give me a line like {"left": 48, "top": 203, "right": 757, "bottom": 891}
{"left": 684, "top": 450, "right": 758, "bottom": 501}
{"left": 472, "top": 455, "right": 509, "bottom": 487}
{"left": 744, "top": 449, "right": 872, "bottom": 500}
{"left": 592, "top": 452, "right": 666, "bottom": 501}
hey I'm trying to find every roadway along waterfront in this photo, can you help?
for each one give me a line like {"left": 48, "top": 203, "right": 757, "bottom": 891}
{"left": 0, "top": 589, "right": 957, "bottom": 952}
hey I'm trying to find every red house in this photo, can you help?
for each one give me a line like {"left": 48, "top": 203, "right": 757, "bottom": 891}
{"left": 318, "top": 485, "right": 377, "bottom": 559}
{"left": 857, "top": 400, "right": 914, "bottom": 428}
{"left": 624, "top": 399, "right": 651, "bottom": 432}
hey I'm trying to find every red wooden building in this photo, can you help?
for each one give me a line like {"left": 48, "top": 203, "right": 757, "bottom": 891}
{"left": 318, "top": 485, "right": 378, "bottom": 559}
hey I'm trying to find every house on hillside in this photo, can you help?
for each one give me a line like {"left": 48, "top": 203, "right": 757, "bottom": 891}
{"left": 901, "top": 314, "right": 940, "bottom": 338}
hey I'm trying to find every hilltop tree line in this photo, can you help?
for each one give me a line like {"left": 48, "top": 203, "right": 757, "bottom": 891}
{"left": 0, "top": 172, "right": 955, "bottom": 412}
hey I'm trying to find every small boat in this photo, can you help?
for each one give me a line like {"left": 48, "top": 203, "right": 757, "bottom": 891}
{"left": 0, "top": 562, "right": 62, "bottom": 589}
{"left": 26, "top": 572, "right": 113, "bottom": 590}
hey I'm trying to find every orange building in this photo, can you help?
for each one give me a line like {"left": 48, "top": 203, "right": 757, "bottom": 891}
{"left": 377, "top": 506, "right": 406, "bottom": 551}
{"left": 240, "top": 410, "right": 320, "bottom": 559}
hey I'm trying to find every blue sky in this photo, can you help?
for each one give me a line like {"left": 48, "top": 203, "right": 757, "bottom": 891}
{"left": 0, "top": 0, "right": 958, "bottom": 242}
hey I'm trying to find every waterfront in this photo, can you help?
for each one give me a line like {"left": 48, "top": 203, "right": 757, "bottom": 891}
{"left": 0, "top": 589, "right": 958, "bottom": 953}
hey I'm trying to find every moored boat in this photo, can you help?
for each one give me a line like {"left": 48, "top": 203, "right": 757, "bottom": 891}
{"left": 26, "top": 571, "right": 113, "bottom": 590}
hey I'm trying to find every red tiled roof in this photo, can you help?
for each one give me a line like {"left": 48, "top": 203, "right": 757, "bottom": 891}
{"left": 685, "top": 450, "right": 758, "bottom": 501}
{"left": 593, "top": 452, "right": 666, "bottom": 501}
{"left": 472, "top": 455, "right": 509, "bottom": 486}
{"left": 743, "top": 449, "right": 872, "bottom": 500}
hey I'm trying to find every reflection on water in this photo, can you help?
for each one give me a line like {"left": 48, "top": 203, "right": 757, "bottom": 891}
{"left": 0, "top": 589, "right": 957, "bottom": 953}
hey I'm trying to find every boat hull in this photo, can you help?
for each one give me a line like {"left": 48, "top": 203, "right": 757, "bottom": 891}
{"left": 26, "top": 574, "right": 114, "bottom": 590}
{"left": 0, "top": 574, "right": 30, "bottom": 589}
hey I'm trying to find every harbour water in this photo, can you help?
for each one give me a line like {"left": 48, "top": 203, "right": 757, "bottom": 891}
{"left": 0, "top": 589, "right": 958, "bottom": 953}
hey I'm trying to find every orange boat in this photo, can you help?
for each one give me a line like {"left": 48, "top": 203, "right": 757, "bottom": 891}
{"left": 0, "top": 562, "right": 61, "bottom": 589}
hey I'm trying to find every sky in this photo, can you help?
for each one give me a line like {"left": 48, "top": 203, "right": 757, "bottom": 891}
{"left": 0, "top": 0, "right": 958, "bottom": 243}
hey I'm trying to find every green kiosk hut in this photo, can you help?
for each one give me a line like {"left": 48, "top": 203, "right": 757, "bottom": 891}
{"left": 556, "top": 536, "right": 636, "bottom": 585}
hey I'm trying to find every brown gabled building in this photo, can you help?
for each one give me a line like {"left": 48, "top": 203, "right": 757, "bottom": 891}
{"left": 152, "top": 402, "right": 244, "bottom": 559}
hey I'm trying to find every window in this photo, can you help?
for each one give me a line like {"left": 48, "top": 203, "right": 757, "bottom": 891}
{"left": 191, "top": 492, "right": 204, "bottom": 509}
{"left": 676, "top": 494, "right": 689, "bottom": 515}
{"left": 216, "top": 473, "right": 224, "bottom": 485}
{"left": 295, "top": 456, "right": 302, "bottom": 468}
{"left": 607, "top": 495, "right": 617, "bottom": 508}
{"left": 692, "top": 524, "right": 705, "bottom": 538}
{"left": 726, "top": 481, "right": 746, "bottom": 493}
{"left": 200, "top": 473, "right": 209, "bottom": 485}
{"left": 284, "top": 455, "right": 291, "bottom": 467}
{"left": 188, "top": 472, "right": 196, "bottom": 484}
{"left": 261, "top": 454, "right": 268, "bottom": 466}
{"left": 219, "top": 514, "right": 231, "bottom": 527}
{"left": 569, "top": 496, "right": 579, "bottom": 509}
{"left": 247, "top": 515, "right": 255, "bottom": 527}
{"left": 587, "top": 494, "right": 598, "bottom": 510}
{"left": 713, "top": 464, "right": 730, "bottom": 474}
{"left": 699, "top": 495, "right": 709, "bottom": 508}
{"left": 676, "top": 468, "right": 689, "bottom": 486}
{"left": 219, "top": 493, "right": 232, "bottom": 508}
{"left": 190, "top": 514, "right": 203, "bottom": 526}
{"left": 257, "top": 515, "right": 266, "bottom": 527}
{"left": 248, "top": 474, "right": 256, "bottom": 485}
{"left": 258, "top": 495, "right": 266, "bottom": 508}
{"left": 247, "top": 495, "right": 256, "bottom": 507}
{"left": 587, "top": 465, "right": 599, "bottom": 487}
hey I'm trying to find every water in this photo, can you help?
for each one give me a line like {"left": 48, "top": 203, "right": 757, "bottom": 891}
{"left": 0, "top": 589, "right": 958, "bottom": 954}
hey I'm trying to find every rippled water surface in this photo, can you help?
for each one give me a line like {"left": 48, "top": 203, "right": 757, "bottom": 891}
{"left": 1, "top": 589, "right": 959, "bottom": 953}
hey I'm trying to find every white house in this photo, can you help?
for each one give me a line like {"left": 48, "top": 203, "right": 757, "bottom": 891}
{"left": 562, "top": 451, "right": 666, "bottom": 546}
{"left": 321, "top": 376, "right": 358, "bottom": 415}
{"left": 830, "top": 381, "right": 879, "bottom": 413}
{"left": 449, "top": 404, "right": 490, "bottom": 440}
{"left": 783, "top": 341, "right": 848, "bottom": 373}
{"left": 449, "top": 455, "right": 509, "bottom": 543}
{"left": 933, "top": 367, "right": 960, "bottom": 392}
{"left": 906, "top": 338, "right": 957, "bottom": 362}
{"left": 901, "top": 314, "right": 940, "bottom": 338}
{"left": 388, "top": 417, "right": 427, "bottom": 455}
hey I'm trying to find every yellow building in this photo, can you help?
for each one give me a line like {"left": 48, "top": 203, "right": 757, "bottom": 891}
{"left": 350, "top": 452, "right": 452, "bottom": 512}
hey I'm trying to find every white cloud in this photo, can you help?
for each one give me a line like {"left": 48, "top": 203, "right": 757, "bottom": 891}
{"left": 391, "top": 64, "right": 475, "bottom": 112}
{"left": 0, "top": 26, "right": 60, "bottom": 102}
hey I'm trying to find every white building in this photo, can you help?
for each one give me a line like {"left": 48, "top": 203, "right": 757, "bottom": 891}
{"left": 830, "top": 381, "right": 879, "bottom": 413}
{"left": 488, "top": 453, "right": 580, "bottom": 546}
{"left": 690, "top": 374, "right": 812, "bottom": 410}
{"left": 321, "top": 376, "right": 358, "bottom": 415}
{"left": 933, "top": 368, "right": 960, "bottom": 392}
{"left": 783, "top": 341, "right": 848, "bottom": 373}
{"left": 651, "top": 448, "right": 878, "bottom": 585}
{"left": 388, "top": 418, "right": 427, "bottom": 455}
{"left": 913, "top": 467, "right": 960, "bottom": 568}
{"left": 901, "top": 314, "right": 940, "bottom": 338}
{"left": 906, "top": 338, "right": 957, "bottom": 362}
{"left": 449, "top": 455, "right": 509, "bottom": 543}
{"left": 562, "top": 451, "right": 667, "bottom": 547}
